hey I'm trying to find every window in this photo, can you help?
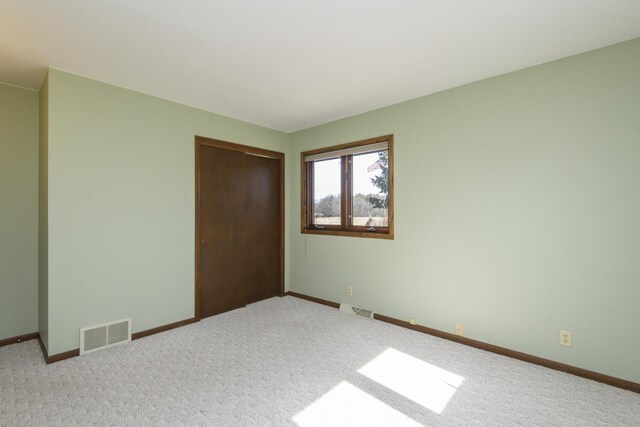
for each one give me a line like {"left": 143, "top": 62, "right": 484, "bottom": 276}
{"left": 301, "top": 135, "right": 394, "bottom": 239}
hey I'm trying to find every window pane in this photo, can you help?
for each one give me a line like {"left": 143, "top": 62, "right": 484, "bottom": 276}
{"left": 313, "top": 158, "right": 341, "bottom": 226}
{"left": 351, "top": 150, "right": 388, "bottom": 227}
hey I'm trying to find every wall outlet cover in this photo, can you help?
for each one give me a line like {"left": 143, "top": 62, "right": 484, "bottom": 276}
{"left": 560, "top": 330, "right": 572, "bottom": 347}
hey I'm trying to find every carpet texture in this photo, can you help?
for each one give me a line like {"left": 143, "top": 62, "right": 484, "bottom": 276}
{"left": 1, "top": 296, "right": 638, "bottom": 426}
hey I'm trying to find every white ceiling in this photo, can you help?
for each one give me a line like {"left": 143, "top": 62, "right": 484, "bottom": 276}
{"left": 1, "top": 1, "right": 640, "bottom": 133}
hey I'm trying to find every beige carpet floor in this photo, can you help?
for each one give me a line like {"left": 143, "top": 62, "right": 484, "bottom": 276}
{"left": 1, "top": 296, "right": 639, "bottom": 426}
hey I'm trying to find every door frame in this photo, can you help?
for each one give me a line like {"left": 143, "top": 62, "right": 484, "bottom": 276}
{"left": 194, "top": 135, "right": 285, "bottom": 320}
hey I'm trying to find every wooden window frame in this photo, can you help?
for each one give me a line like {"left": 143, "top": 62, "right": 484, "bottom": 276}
{"left": 301, "top": 135, "right": 394, "bottom": 240}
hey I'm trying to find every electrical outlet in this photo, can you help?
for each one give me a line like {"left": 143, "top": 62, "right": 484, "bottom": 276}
{"left": 409, "top": 318, "right": 416, "bottom": 325}
{"left": 346, "top": 286, "right": 352, "bottom": 296}
{"left": 560, "top": 330, "right": 572, "bottom": 347}
{"left": 455, "top": 323, "right": 464, "bottom": 336}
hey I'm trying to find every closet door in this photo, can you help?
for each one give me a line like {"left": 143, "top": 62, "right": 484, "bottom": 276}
{"left": 244, "top": 153, "right": 282, "bottom": 304}
{"left": 198, "top": 145, "right": 247, "bottom": 318}
{"left": 196, "top": 138, "right": 284, "bottom": 319}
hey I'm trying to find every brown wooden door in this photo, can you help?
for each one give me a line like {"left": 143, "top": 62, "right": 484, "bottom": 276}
{"left": 199, "top": 146, "right": 247, "bottom": 318}
{"left": 244, "top": 153, "right": 282, "bottom": 304}
{"left": 197, "top": 138, "right": 283, "bottom": 319}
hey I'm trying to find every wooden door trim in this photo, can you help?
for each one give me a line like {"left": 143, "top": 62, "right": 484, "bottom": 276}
{"left": 194, "top": 135, "right": 285, "bottom": 320}
{"left": 196, "top": 135, "right": 285, "bottom": 160}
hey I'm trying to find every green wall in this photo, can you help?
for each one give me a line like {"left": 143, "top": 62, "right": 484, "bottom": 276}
{"left": 0, "top": 83, "right": 39, "bottom": 340}
{"left": 289, "top": 38, "right": 640, "bottom": 382}
{"left": 44, "top": 69, "right": 290, "bottom": 355}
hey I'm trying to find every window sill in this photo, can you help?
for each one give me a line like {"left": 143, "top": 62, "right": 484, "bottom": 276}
{"left": 302, "top": 228, "right": 394, "bottom": 240}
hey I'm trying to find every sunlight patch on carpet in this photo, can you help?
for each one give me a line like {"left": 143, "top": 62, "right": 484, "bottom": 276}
{"left": 292, "top": 380, "right": 422, "bottom": 427}
{"left": 358, "top": 347, "right": 464, "bottom": 414}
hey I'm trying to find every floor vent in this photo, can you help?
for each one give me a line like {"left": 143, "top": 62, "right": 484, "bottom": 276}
{"left": 339, "top": 303, "right": 374, "bottom": 319}
{"left": 80, "top": 318, "right": 131, "bottom": 355}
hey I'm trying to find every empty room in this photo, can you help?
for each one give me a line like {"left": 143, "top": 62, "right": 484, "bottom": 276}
{"left": 1, "top": 1, "right": 640, "bottom": 425}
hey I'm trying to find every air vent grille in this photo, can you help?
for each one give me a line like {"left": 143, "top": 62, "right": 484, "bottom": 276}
{"left": 108, "top": 321, "right": 129, "bottom": 345}
{"left": 84, "top": 326, "right": 108, "bottom": 352}
{"left": 339, "top": 303, "right": 374, "bottom": 319}
{"left": 80, "top": 318, "right": 131, "bottom": 355}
